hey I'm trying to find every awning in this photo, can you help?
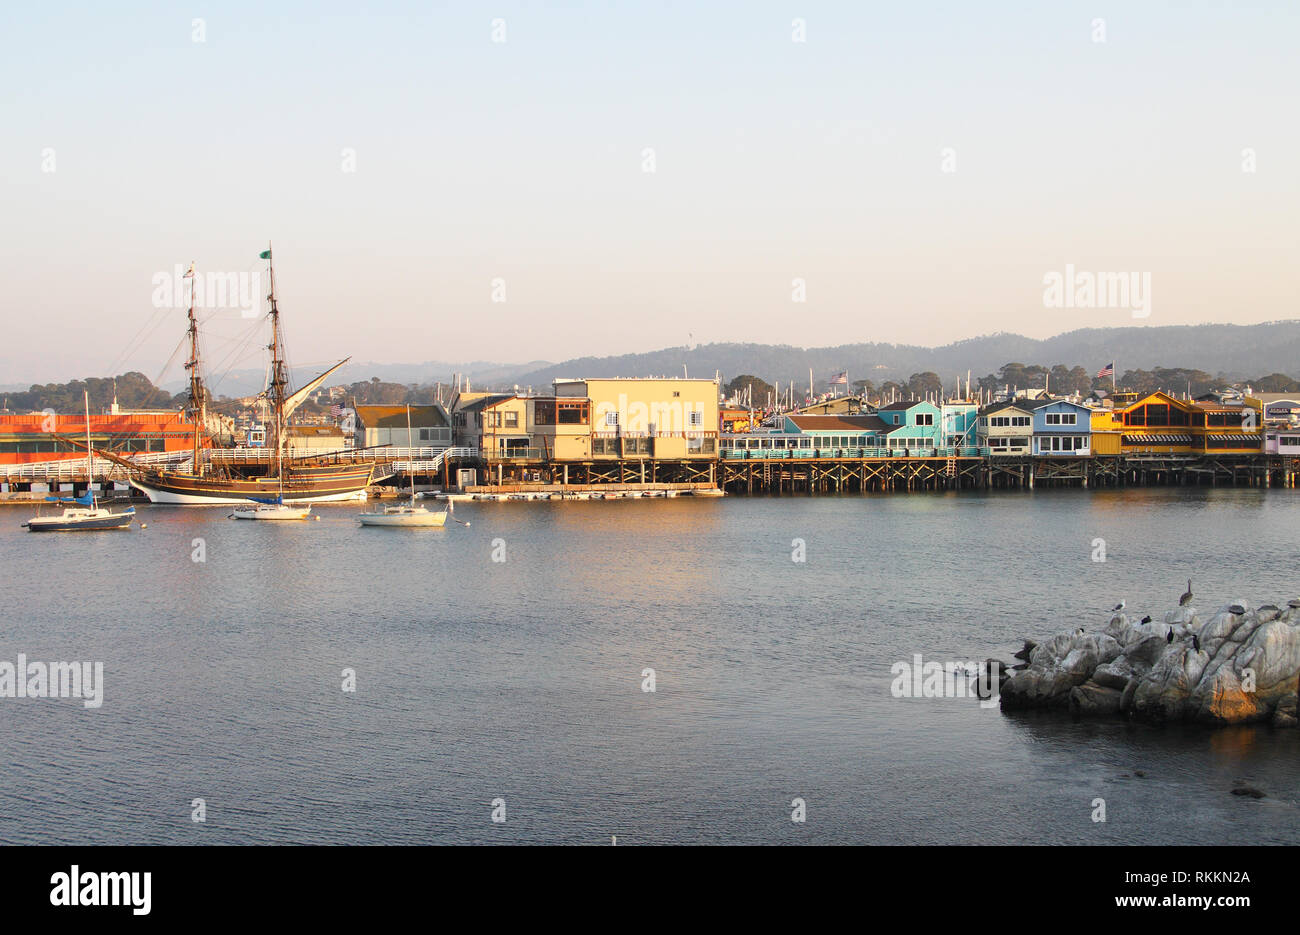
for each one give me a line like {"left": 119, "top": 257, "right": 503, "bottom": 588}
{"left": 1122, "top": 434, "right": 1192, "bottom": 444}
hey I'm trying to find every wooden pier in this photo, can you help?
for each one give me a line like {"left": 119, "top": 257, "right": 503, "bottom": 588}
{"left": 717, "top": 454, "right": 1300, "bottom": 494}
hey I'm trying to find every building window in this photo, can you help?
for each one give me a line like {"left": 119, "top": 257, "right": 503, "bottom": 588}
{"left": 688, "top": 410, "right": 703, "bottom": 427}
{"left": 504, "top": 412, "right": 518, "bottom": 428}
{"left": 605, "top": 412, "right": 619, "bottom": 427}
{"left": 916, "top": 413, "right": 934, "bottom": 426}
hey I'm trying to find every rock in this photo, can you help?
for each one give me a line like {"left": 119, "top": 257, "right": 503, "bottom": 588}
{"left": 1188, "top": 666, "right": 1265, "bottom": 724}
{"left": 1013, "top": 639, "right": 1037, "bottom": 662}
{"left": 1274, "top": 693, "right": 1297, "bottom": 724}
{"left": 1070, "top": 680, "right": 1123, "bottom": 716}
{"left": 1134, "top": 770, "right": 1145, "bottom": 777}
{"left": 1092, "top": 659, "right": 1133, "bottom": 691}
{"left": 1165, "top": 606, "right": 1197, "bottom": 626}
{"left": 1120, "top": 678, "right": 1139, "bottom": 713}
{"left": 999, "top": 596, "right": 1300, "bottom": 726}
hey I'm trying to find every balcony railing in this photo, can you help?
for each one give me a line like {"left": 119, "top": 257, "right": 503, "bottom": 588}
{"left": 720, "top": 445, "right": 988, "bottom": 460}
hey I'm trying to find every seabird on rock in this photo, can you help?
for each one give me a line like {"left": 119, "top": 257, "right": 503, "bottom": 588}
{"left": 1167, "top": 628, "right": 1174, "bottom": 643}
{"left": 1075, "top": 627, "right": 1085, "bottom": 635}
{"left": 1141, "top": 615, "right": 1152, "bottom": 624}
{"left": 1112, "top": 600, "right": 1126, "bottom": 613}
{"left": 1193, "top": 635, "right": 1201, "bottom": 652}
{"left": 1179, "top": 579, "right": 1193, "bottom": 606}
{"left": 1228, "top": 603, "right": 1247, "bottom": 615}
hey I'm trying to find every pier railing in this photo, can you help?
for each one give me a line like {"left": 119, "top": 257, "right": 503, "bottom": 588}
{"left": 720, "top": 445, "right": 989, "bottom": 460}
{"left": 0, "top": 450, "right": 188, "bottom": 481}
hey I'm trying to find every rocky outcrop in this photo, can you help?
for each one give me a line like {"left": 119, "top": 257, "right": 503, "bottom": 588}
{"left": 1000, "top": 599, "right": 1300, "bottom": 726}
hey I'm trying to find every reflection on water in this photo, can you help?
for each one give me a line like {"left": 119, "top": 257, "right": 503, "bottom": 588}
{"left": 0, "top": 487, "right": 1297, "bottom": 844}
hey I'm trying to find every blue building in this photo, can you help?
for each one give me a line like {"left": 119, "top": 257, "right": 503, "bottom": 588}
{"left": 940, "top": 401, "right": 979, "bottom": 450}
{"left": 877, "top": 400, "right": 943, "bottom": 452}
{"left": 1031, "top": 399, "right": 1092, "bottom": 456}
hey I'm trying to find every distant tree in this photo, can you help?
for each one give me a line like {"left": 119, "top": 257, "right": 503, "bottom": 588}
{"left": 1253, "top": 373, "right": 1300, "bottom": 392}
{"left": 725, "top": 374, "right": 775, "bottom": 406}
{"left": 878, "top": 380, "right": 904, "bottom": 402}
{"left": 852, "top": 379, "right": 875, "bottom": 395}
{"left": 976, "top": 373, "right": 1001, "bottom": 393}
{"left": 994, "top": 362, "right": 1047, "bottom": 392}
{"left": 4, "top": 371, "right": 183, "bottom": 413}
{"left": 906, "top": 371, "right": 943, "bottom": 399}
{"left": 1067, "top": 366, "right": 1093, "bottom": 396}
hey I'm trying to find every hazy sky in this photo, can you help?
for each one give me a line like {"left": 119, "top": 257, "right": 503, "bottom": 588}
{"left": 2, "top": 1, "right": 1297, "bottom": 386}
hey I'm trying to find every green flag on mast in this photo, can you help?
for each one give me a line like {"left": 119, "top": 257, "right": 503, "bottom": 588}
{"left": 259, "top": 249, "right": 271, "bottom": 259}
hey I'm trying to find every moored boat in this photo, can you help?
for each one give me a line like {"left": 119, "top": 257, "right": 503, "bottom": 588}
{"left": 357, "top": 406, "right": 449, "bottom": 528}
{"left": 231, "top": 500, "right": 312, "bottom": 521}
{"left": 126, "top": 248, "right": 372, "bottom": 505}
{"left": 23, "top": 392, "right": 136, "bottom": 532}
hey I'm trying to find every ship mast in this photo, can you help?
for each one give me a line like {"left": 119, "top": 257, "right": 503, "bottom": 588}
{"left": 265, "top": 244, "right": 290, "bottom": 479}
{"left": 84, "top": 390, "right": 97, "bottom": 509}
{"left": 183, "top": 262, "right": 207, "bottom": 475}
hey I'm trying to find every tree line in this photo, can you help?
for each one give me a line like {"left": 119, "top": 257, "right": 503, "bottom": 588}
{"left": 725, "top": 364, "right": 1300, "bottom": 406}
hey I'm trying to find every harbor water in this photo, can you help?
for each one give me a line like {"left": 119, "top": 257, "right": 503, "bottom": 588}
{"left": 1, "top": 486, "right": 1298, "bottom": 844}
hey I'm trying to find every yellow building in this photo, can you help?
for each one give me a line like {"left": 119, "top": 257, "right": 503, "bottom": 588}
{"left": 553, "top": 377, "right": 720, "bottom": 460}
{"left": 1191, "top": 399, "right": 1263, "bottom": 454}
{"left": 1091, "top": 392, "right": 1264, "bottom": 455}
{"left": 452, "top": 393, "right": 533, "bottom": 457}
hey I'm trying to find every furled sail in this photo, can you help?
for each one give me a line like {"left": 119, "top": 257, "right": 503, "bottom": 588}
{"left": 281, "top": 358, "right": 349, "bottom": 422}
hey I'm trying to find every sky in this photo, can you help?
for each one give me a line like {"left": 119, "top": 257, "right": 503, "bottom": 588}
{"left": 1, "top": 0, "right": 1297, "bottom": 387}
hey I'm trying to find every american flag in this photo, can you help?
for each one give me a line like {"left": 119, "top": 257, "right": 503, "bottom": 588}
{"left": 830, "top": 371, "right": 848, "bottom": 385}
{"left": 1096, "top": 362, "right": 1114, "bottom": 379}
{"left": 330, "top": 404, "right": 345, "bottom": 417}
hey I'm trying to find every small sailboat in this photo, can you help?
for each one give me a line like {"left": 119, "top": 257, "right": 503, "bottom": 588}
{"left": 23, "top": 392, "right": 135, "bottom": 532}
{"left": 230, "top": 414, "right": 312, "bottom": 521}
{"left": 230, "top": 495, "right": 312, "bottom": 521}
{"left": 358, "top": 405, "right": 448, "bottom": 528}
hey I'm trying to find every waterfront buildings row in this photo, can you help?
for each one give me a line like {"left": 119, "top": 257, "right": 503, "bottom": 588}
{"left": 5, "top": 377, "right": 1300, "bottom": 489}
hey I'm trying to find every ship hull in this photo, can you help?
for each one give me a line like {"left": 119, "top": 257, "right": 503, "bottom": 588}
{"left": 24, "top": 508, "right": 135, "bottom": 532}
{"left": 130, "top": 467, "right": 374, "bottom": 505}
{"left": 358, "top": 508, "right": 447, "bottom": 527}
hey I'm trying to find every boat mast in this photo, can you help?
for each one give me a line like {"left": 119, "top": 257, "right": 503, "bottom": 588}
{"left": 406, "top": 403, "right": 414, "bottom": 506}
{"left": 265, "top": 244, "right": 290, "bottom": 479}
{"left": 84, "top": 390, "right": 96, "bottom": 509}
{"left": 183, "top": 262, "right": 206, "bottom": 474}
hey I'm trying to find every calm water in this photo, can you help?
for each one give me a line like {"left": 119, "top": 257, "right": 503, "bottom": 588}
{"left": 1, "top": 487, "right": 1299, "bottom": 845}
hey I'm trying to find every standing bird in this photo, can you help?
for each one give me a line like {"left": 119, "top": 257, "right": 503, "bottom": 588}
{"left": 1179, "top": 580, "right": 1193, "bottom": 606}
{"left": 1112, "top": 600, "right": 1126, "bottom": 613}
{"left": 1192, "top": 634, "right": 1201, "bottom": 652}
{"left": 1167, "top": 628, "right": 1174, "bottom": 643}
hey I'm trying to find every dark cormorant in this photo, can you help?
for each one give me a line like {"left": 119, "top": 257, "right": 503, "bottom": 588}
{"left": 1167, "top": 628, "right": 1174, "bottom": 643}
{"left": 1141, "top": 615, "right": 1152, "bottom": 624}
{"left": 1193, "top": 634, "right": 1201, "bottom": 652}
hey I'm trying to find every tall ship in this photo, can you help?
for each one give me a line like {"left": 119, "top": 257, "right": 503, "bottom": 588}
{"left": 128, "top": 247, "right": 376, "bottom": 504}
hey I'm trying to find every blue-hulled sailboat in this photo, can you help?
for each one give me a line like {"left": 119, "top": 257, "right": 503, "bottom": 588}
{"left": 22, "top": 392, "right": 135, "bottom": 532}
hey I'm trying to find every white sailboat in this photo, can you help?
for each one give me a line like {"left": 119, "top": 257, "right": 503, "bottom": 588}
{"left": 358, "top": 405, "right": 447, "bottom": 528}
{"left": 230, "top": 405, "right": 312, "bottom": 521}
{"left": 22, "top": 392, "right": 136, "bottom": 532}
